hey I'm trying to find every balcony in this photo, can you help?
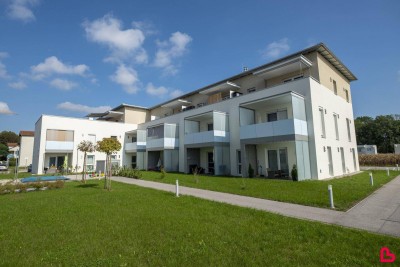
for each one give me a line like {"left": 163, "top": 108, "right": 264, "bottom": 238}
{"left": 184, "top": 111, "right": 229, "bottom": 147}
{"left": 125, "top": 142, "right": 146, "bottom": 152}
{"left": 239, "top": 92, "right": 308, "bottom": 142}
{"left": 45, "top": 141, "right": 74, "bottom": 152}
{"left": 240, "top": 119, "right": 307, "bottom": 141}
{"left": 146, "top": 123, "right": 179, "bottom": 151}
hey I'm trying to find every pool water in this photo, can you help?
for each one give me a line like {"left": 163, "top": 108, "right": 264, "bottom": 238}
{"left": 20, "top": 176, "right": 70, "bottom": 183}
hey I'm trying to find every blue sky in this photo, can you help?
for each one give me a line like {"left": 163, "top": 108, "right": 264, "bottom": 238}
{"left": 0, "top": 0, "right": 399, "bottom": 133}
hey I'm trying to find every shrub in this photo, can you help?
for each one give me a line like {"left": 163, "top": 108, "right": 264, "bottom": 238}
{"left": 115, "top": 166, "right": 142, "bottom": 179}
{"left": 160, "top": 166, "right": 166, "bottom": 179}
{"left": 32, "top": 182, "right": 44, "bottom": 190}
{"left": 291, "top": 164, "right": 298, "bottom": 182}
{"left": 16, "top": 183, "right": 28, "bottom": 193}
{"left": 248, "top": 164, "right": 254, "bottom": 178}
{"left": 359, "top": 154, "right": 400, "bottom": 167}
{"left": 54, "top": 180, "right": 65, "bottom": 189}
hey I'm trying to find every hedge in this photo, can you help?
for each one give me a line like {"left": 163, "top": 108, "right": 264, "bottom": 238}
{"left": 358, "top": 154, "right": 400, "bottom": 166}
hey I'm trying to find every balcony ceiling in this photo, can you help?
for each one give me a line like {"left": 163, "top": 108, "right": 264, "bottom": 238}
{"left": 161, "top": 99, "right": 192, "bottom": 108}
{"left": 241, "top": 93, "right": 293, "bottom": 110}
{"left": 185, "top": 112, "right": 213, "bottom": 121}
{"left": 199, "top": 81, "right": 240, "bottom": 95}
{"left": 253, "top": 55, "right": 312, "bottom": 80}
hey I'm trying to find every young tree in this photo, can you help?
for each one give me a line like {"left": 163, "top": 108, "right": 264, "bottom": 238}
{"left": 96, "top": 138, "right": 121, "bottom": 191}
{"left": 77, "top": 140, "right": 96, "bottom": 184}
{"left": 0, "top": 131, "right": 19, "bottom": 146}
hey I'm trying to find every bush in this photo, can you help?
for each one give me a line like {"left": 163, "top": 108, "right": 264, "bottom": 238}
{"left": 160, "top": 167, "right": 166, "bottom": 179}
{"left": 248, "top": 164, "right": 254, "bottom": 178}
{"left": 115, "top": 166, "right": 142, "bottom": 179}
{"left": 359, "top": 154, "right": 400, "bottom": 166}
{"left": 16, "top": 183, "right": 28, "bottom": 192}
{"left": 54, "top": 180, "right": 65, "bottom": 189}
{"left": 8, "top": 158, "right": 16, "bottom": 167}
{"left": 291, "top": 164, "right": 298, "bottom": 182}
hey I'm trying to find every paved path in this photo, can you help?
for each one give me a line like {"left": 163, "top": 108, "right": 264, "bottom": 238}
{"left": 112, "top": 176, "right": 400, "bottom": 237}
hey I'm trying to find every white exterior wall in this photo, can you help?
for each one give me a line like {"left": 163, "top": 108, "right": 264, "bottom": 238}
{"left": 19, "top": 136, "right": 34, "bottom": 167}
{"left": 32, "top": 115, "right": 137, "bottom": 174}
{"left": 308, "top": 78, "right": 359, "bottom": 179}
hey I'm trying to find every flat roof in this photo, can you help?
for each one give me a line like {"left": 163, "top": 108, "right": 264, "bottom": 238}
{"left": 19, "top": 130, "right": 34, "bottom": 137}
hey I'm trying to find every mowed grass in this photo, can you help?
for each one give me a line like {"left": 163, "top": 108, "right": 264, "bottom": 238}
{"left": 138, "top": 170, "right": 400, "bottom": 211}
{"left": 0, "top": 180, "right": 399, "bottom": 266}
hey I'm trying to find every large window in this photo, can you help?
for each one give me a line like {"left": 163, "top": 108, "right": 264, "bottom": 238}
{"left": 319, "top": 107, "right": 326, "bottom": 138}
{"left": 267, "top": 109, "right": 288, "bottom": 122}
{"left": 333, "top": 114, "right": 339, "bottom": 140}
{"left": 147, "top": 125, "right": 164, "bottom": 140}
{"left": 131, "top": 155, "right": 137, "bottom": 169}
{"left": 344, "top": 89, "right": 349, "bottom": 102}
{"left": 237, "top": 150, "right": 242, "bottom": 175}
{"left": 346, "top": 118, "right": 351, "bottom": 141}
{"left": 46, "top": 129, "right": 74, "bottom": 141}
{"left": 86, "top": 155, "right": 95, "bottom": 172}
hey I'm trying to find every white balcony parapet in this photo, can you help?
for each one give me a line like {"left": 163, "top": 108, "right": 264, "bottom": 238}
{"left": 45, "top": 141, "right": 74, "bottom": 152}
{"left": 125, "top": 142, "right": 146, "bottom": 152}
{"left": 240, "top": 119, "right": 307, "bottom": 140}
{"left": 147, "top": 138, "right": 179, "bottom": 150}
{"left": 184, "top": 131, "right": 230, "bottom": 145}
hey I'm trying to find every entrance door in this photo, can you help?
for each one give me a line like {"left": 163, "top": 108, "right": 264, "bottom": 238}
{"left": 208, "top": 152, "right": 214, "bottom": 174}
{"left": 57, "top": 156, "right": 65, "bottom": 169}
{"left": 96, "top": 160, "right": 105, "bottom": 173}
{"left": 327, "top": 147, "right": 333, "bottom": 176}
{"left": 279, "top": 148, "right": 288, "bottom": 176}
{"left": 340, "top": 147, "right": 346, "bottom": 174}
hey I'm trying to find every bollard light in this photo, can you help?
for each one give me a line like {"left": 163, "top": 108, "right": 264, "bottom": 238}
{"left": 369, "top": 172, "right": 374, "bottom": 186}
{"left": 328, "top": 185, "right": 334, "bottom": 209}
{"left": 387, "top": 168, "right": 390, "bottom": 177}
{"left": 176, "top": 179, "right": 179, "bottom": 197}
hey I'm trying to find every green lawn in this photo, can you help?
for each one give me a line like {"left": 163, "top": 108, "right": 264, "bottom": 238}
{"left": 0, "top": 180, "right": 398, "bottom": 266}
{"left": 136, "top": 170, "right": 400, "bottom": 211}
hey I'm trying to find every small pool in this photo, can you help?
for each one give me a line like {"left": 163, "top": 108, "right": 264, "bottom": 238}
{"left": 21, "top": 176, "right": 70, "bottom": 183}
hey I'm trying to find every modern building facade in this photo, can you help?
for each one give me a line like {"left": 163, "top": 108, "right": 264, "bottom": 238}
{"left": 32, "top": 43, "right": 359, "bottom": 180}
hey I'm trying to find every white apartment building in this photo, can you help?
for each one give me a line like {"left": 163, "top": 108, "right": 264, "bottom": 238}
{"left": 32, "top": 43, "right": 359, "bottom": 180}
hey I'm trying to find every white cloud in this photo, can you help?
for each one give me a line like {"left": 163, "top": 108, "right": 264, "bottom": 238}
{"left": 146, "top": 83, "right": 168, "bottom": 97}
{"left": 170, "top": 89, "right": 183, "bottom": 98}
{"left": 132, "top": 20, "right": 157, "bottom": 36}
{"left": 50, "top": 78, "right": 77, "bottom": 90}
{"left": 8, "top": 81, "right": 27, "bottom": 89}
{"left": 31, "top": 56, "right": 89, "bottom": 78}
{"left": 7, "top": 0, "right": 40, "bottom": 23}
{"left": 0, "top": 52, "right": 10, "bottom": 79}
{"left": 57, "top": 102, "right": 111, "bottom": 114}
{"left": 154, "top": 31, "right": 192, "bottom": 74}
{"left": 83, "top": 14, "right": 147, "bottom": 63}
{"left": 0, "top": 102, "right": 15, "bottom": 115}
{"left": 110, "top": 64, "right": 140, "bottom": 94}
{"left": 261, "top": 38, "right": 290, "bottom": 59}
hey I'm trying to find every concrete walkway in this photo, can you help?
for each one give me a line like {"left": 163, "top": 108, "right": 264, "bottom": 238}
{"left": 111, "top": 176, "right": 400, "bottom": 238}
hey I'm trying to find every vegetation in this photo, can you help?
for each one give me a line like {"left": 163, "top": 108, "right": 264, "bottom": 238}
{"left": 0, "top": 180, "right": 64, "bottom": 194}
{"left": 96, "top": 137, "right": 121, "bottom": 191}
{"left": 77, "top": 140, "right": 96, "bottom": 184}
{"left": 0, "top": 143, "right": 8, "bottom": 160}
{"left": 135, "top": 170, "right": 400, "bottom": 210}
{"left": 291, "top": 164, "right": 298, "bottom": 181}
{"left": 359, "top": 154, "right": 400, "bottom": 166}
{"left": 355, "top": 115, "right": 400, "bottom": 153}
{"left": 248, "top": 163, "right": 254, "bottom": 178}
{"left": 114, "top": 166, "right": 142, "bottom": 179}
{"left": 0, "top": 180, "right": 398, "bottom": 266}
{"left": 0, "top": 131, "right": 19, "bottom": 146}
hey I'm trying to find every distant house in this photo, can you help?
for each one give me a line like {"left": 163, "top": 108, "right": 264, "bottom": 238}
{"left": 357, "top": 145, "right": 378, "bottom": 155}
{"left": 7, "top": 143, "right": 19, "bottom": 159}
{"left": 394, "top": 144, "right": 400, "bottom": 155}
{"left": 19, "top": 131, "right": 35, "bottom": 167}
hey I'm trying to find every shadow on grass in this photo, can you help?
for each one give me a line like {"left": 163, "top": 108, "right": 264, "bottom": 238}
{"left": 75, "top": 183, "right": 99, "bottom": 188}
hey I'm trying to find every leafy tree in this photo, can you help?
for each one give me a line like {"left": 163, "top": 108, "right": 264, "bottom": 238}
{"left": 77, "top": 140, "right": 96, "bottom": 184}
{"left": 0, "top": 131, "right": 19, "bottom": 146}
{"left": 355, "top": 115, "right": 400, "bottom": 153}
{"left": 96, "top": 138, "right": 121, "bottom": 191}
{"left": 0, "top": 143, "right": 8, "bottom": 160}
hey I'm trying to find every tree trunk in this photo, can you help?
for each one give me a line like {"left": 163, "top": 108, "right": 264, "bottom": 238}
{"left": 104, "top": 154, "right": 108, "bottom": 190}
{"left": 82, "top": 151, "right": 87, "bottom": 184}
